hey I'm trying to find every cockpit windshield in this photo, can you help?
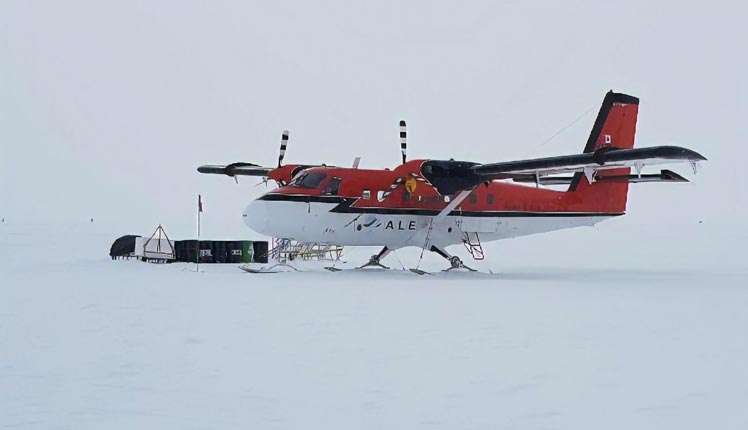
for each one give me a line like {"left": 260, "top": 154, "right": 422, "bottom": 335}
{"left": 290, "top": 171, "right": 327, "bottom": 189}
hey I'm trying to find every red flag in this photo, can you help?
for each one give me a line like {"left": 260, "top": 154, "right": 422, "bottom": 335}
{"left": 198, "top": 194, "right": 203, "bottom": 212}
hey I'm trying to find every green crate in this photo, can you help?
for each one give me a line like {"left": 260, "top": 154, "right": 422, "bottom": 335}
{"left": 240, "top": 241, "right": 254, "bottom": 263}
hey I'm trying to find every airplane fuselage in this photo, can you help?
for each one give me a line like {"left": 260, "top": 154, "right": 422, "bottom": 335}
{"left": 243, "top": 160, "right": 622, "bottom": 249}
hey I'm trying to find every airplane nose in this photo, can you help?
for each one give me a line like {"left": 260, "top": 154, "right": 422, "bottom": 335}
{"left": 243, "top": 199, "right": 269, "bottom": 234}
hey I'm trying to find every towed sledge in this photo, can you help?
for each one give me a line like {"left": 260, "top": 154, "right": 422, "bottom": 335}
{"left": 239, "top": 263, "right": 300, "bottom": 274}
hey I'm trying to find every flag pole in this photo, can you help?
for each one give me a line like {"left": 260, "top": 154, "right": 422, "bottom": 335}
{"left": 196, "top": 194, "right": 202, "bottom": 272}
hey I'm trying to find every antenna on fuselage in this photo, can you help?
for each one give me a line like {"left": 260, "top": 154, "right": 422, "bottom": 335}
{"left": 278, "top": 130, "right": 289, "bottom": 167}
{"left": 400, "top": 120, "right": 407, "bottom": 164}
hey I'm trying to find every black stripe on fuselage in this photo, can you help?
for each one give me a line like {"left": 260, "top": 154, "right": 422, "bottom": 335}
{"left": 259, "top": 194, "right": 346, "bottom": 203}
{"left": 258, "top": 193, "right": 623, "bottom": 218}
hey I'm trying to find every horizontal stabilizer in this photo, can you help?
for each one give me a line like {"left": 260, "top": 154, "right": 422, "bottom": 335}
{"left": 511, "top": 169, "right": 690, "bottom": 185}
{"left": 624, "top": 169, "right": 689, "bottom": 183}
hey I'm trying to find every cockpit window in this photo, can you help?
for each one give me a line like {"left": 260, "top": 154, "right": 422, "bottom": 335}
{"left": 291, "top": 171, "right": 327, "bottom": 188}
{"left": 322, "top": 177, "right": 342, "bottom": 195}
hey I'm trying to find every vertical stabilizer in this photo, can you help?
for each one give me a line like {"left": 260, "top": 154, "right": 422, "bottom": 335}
{"left": 569, "top": 91, "right": 640, "bottom": 213}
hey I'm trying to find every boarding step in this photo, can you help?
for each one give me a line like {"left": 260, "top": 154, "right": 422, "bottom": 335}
{"left": 462, "top": 231, "right": 485, "bottom": 260}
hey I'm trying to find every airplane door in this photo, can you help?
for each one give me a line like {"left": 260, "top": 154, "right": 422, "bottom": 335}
{"left": 458, "top": 216, "right": 499, "bottom": 233}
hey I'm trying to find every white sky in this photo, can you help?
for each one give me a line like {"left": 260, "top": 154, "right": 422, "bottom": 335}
{"left": 1, "top": 1, "right": 745, "bottom": 236}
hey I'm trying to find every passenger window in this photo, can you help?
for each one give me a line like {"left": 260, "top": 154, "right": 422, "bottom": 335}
{"left": 487, "top": 194, "right": 495, "bottom": 205}
{"left": 469, "top": 193, "right": 478, "bottom": 204}
{"left": 322, "top": 177, "right": 342, "bottom": 195}
{"left": 377, "top": 191, "right": 385, "bottom": 202}
{"left": 362, "top": 190, "right": 371, "bottom": 199}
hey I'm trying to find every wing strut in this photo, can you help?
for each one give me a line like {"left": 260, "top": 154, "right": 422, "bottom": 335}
{"left": 433, "top": 189, "right": 473, "bottom": 224}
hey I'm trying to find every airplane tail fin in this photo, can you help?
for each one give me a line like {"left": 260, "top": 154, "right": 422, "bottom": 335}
{"left": 568, "top": 91, "right": 640, "bottom": 213}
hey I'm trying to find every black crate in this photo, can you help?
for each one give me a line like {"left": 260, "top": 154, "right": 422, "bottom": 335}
{"left": 225, "top": 241, "right": 245, "bottom": 263}
{"left": 198, "top": 241, "right": 215, "bottom": 263}
{"left": 252, "top": 241, "right": 269, "bottom": 263}
{"left": 175, "top": 240, "right": 198, "bottom": 262}
{"left": 212, "top": 241, "right": 228, "bottom": 263}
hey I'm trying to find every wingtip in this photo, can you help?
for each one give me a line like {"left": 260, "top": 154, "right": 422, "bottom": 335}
{"left": 659, "top": 146, "right": 707, "bottom": 161}
{"left": 682, "top": 147, "right": 707, "bottom": 161}
{"left": 660, "top": 169, "right": 690, "bottom": 182}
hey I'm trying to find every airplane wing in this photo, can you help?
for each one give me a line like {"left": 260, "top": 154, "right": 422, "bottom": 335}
{"left": 422, "top": 145, "right": 706, "bottom": 195}
{"left": 197, "top": 162, "right": 273, "bottom": 177}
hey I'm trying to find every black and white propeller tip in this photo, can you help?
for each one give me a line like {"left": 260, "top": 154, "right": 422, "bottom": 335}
{"left": 278, "top": 130, "right": 289, "bottom": 167}
{"left": 400, "top": 120, "right": 407, "bottom": 164}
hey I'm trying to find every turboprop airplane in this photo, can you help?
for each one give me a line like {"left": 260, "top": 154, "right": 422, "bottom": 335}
{"left": 198, "top": 91, "right": 706, "bottom": 272}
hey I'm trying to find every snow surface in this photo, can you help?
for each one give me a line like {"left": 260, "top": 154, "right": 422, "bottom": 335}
{"left": 2, "top": 2, "right": 746, "bottom": 427}
{"left": 2, "top": 221, "right": 747, "bottom": 429}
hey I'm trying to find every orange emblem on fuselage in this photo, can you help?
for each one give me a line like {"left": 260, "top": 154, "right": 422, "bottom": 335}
{"left": 405, "top": 177, "right": 417, "bottom": 193}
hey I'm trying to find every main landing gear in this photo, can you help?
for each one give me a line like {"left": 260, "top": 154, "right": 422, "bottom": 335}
{"left": 349, "top": 245, "right": 477, "bottom": 274}
{"left": 429, "top": 246, "right": 476, "bottom": 272}
{"left": 357, "top": 246, "right": 392, "bottom": 270}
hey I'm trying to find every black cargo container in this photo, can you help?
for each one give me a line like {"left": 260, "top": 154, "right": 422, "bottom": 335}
{"left": 253, "top": 241, "right": 269, "bottom": 263}
{"left": 175, "top": 240, "right": 198, "bottom": 262}
{"left": 212, "top": 241, "right": 227, "bottom": 263}
{"left": 225, "top": 241, "right": 244, "bottom": 263}
{"left": 171, "top": 240, "right": 267, "bottom": 264}
{"left": 198, "top": 241, "right": 215, "bottom": 263}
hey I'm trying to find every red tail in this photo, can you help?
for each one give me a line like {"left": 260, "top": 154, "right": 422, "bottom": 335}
{"left": 569, "top": 91, "right": 640, "bottom": 213}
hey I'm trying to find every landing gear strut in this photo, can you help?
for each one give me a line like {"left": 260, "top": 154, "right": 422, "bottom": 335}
{"left": 430, "top": 246, "right": 476, "bottom": 272}
{"left": 357, "top": 246, "right": 391, "bottom": 269}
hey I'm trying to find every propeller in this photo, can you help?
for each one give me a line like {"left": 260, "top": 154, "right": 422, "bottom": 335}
{"left": 197, "top": 129, "right": 290, "bottom": 182}
{"left": 197, "top": 128, "right": 320, "bottom": 185}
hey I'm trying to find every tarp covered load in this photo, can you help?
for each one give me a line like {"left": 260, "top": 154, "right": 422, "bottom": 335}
{"left": 109, "top": 235, "right": 140, "bottom": 259}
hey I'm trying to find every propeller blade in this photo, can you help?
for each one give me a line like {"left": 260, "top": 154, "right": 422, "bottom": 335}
{"left": 400, "top": 120, "right": 407, "bottom": 164}
{"left": 278, "top": 130, "right": 289, "bottom": 167}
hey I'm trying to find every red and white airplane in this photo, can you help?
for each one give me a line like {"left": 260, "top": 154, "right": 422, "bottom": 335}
{"left": 198, "top": 91, "right": 705, "bottom": 272}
